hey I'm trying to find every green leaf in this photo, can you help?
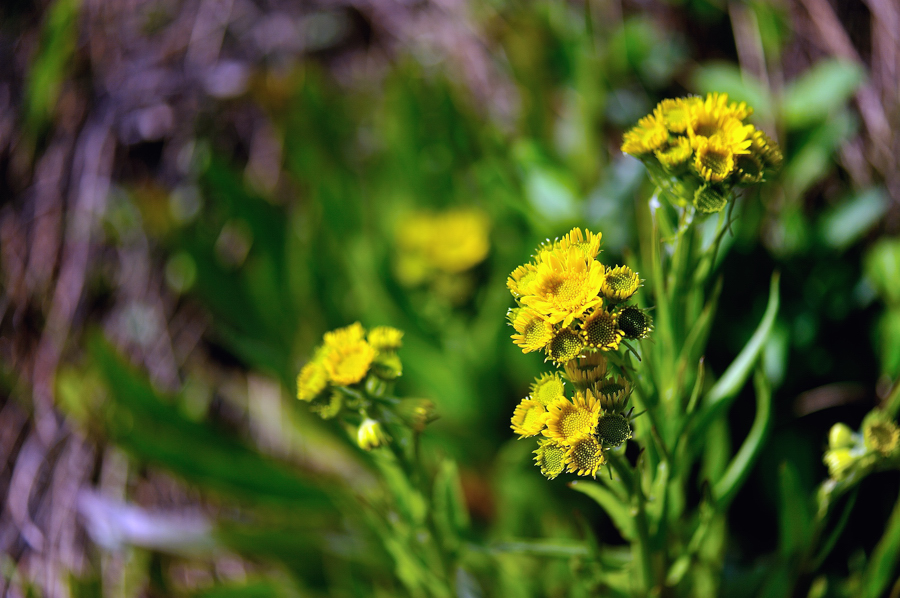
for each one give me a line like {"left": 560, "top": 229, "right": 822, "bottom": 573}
{"left": 568, "top": 481, "right": 636, "bottom": 541}
{"left": 777, "top": 461, "right": 813, "bottom": 557}
{"left": 782, "top": 60, "right": 865, "bottom": 129}
{"left": 862, "top": 493, "right": 900, "bottom": 598}
{"left": 696, "top": 272, "right": 780, "bottom": 434}
{"left": 712, "top": 369, "right": 772, "bottom": 508}
{"left": 432, "top": 459, "right": 470, "bottom": 552}
{"left": 818, "top": 187, "right": 889, "bottom": 250}
{"left": 783, "top": 111, "right": 856, "bottom": 200}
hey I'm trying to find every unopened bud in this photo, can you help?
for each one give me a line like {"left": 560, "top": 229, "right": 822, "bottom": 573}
{"left": 357, "top": 418, "right": 390, "bottom": 451}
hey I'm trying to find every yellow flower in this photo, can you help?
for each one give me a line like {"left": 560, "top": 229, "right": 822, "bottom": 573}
{"left": 616, "top": 306, "right": 653, "bottom": 340}
{"left": 695, "top": 92, "right": 752, "bottom": 123}
{"left": 621, "top": 114, "right": 669, "bottom": 156}
{"left": 534, "top": 439, "right": 567, "bottom": 479}
{"left": 357, "top": 417, "right": 390, "bottom": 450}
{"left": 581, "top": 308, "right": 623, "bottom": 351}
{"left": 687, "top": 94, "right": 754, "bottom": 156}
{"left": 654, "top": 98, "right": 695, "bottom": 134}
{"left": 655, "top": 136, "right": 693, "bottom": 170}
{"left": 511, "top": 398, "right": 548, "bottom": 438}
{"left": 324, "top": 322, "right": 366, "bottom": 347}
{"left": 521, "top": 248, "right": 605, "bottom": 326}
{"left": 863, "top": 412, "right": 900, "bottom": 457}
{"left": 324, "top": 339, "right": 377, "bottom": 386}
{"left": 693, "top": 137, "right": 735, "bottom": 183}
{"left": 530, "top": 372, "right": 566, "bottom": 406}
{"left": 557, "top": 228, "right": 602, "bottom": 260}
{"left": 543, "top": 391, "right": 601, "bottom": 445}
{"left": 601, "top": 265, "right": 641, "bottom": 302}
{"left": 565, "top": 435, "right": 606, "bottom": 478}
{"left": 564, "top": 352, "right": 609, "bottom": 387}
{"left": 510, "top": 309, "right": 555, "bottom": 353}
{"left": 507, "top": 263, "right": 539, "bottom": 298}
{"left": 297, "top": 361, "right": 328, "bottom": 402}
{"left": 546, "top": 326, "right": 586, "bottom": 364}
{"left": 395, "top": 208, "right": 490, "bottom": 281}
{"left": 595, "top": 412, "right": 633, "bottom": 448}
{"left": 367, "top": 326, "right": 404, "bottom": 352}
{"left": 427, "top": 209, "right": 491, "bottom": 274}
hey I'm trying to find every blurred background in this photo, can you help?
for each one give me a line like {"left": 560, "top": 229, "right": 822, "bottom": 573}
{"left": 1, "top": 0, "right": 899, "bottom": 595}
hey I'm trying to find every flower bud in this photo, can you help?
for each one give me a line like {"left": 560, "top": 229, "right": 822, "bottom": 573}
{"left": 357, "top": 418, "right": 390, "bottom": 451}
{"left": 828, "top": 423, "right": 856, "bottom": 450}
{"left": 395, "top": 399, "right": 439, "bottom": 433}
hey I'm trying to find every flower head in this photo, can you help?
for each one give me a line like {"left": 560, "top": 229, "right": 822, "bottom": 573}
{"left": 310, "top": 390, "right": 343, "bottom": 419}
{"left": 297, "top": 361, "right": 328, "bottom": 402}
{"left": 594, "top": 375, "right": 632, "bottom": 412}
{"left": 595, "top": 412, "right": 633, "bottom": 448}
{"left": 616, "top": 306, "right": 653, "bottom": 340}
{"left": 511, "top": 398, "right": 548, "bottom": 438}
{"left": 565, "top": 435, "right": 606, "bottom": 478}
{"left": 546, "top": 326, "right": 586, "bottom": 364}
{"left": 543, "top": 391, "right": 601, "bottom": 445}
{"left": 510, "top": 309, "right": 555, "bottom": 353}
{"left": 654, "top": 98, "right": 695, "bottom": 134}
{"left": 621, "top": 114, "right": 669, "bottom": 156}
{"left": 324, "top": 339, "right": 377, "bottom": 386}
{"left": 694, "top": 136, "right": 735, "bottom": 183}
{"left": 581, "top": 309, "right": 623, "bottom": 351}
{"left": 564, "top": 352, "right": 609, "bottom": 388}
{"left": 507, "top": 263, "right": 539, "bottom": 298}
{"left": 602, "top": 265, "right": 641, "bottom": 302}
{"left": 530, "top": 372, "right": 566, "bottom": 406}
{"left": 863, "top": 412, "right": 900, "bottom": 457}
{"left": 368, "top": 326, "right": 404, "bottom": 352}
{"left": 557, "top": 228, "right": 602, "bottom": 259}
{"left": 534, "top": 439, "right": 567, "bottom": 479}
{"left": 522, "top": 248, "right": 605, "bottom": 326}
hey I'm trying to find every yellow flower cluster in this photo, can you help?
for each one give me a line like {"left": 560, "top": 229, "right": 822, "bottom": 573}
{"left": 621, "top": 93, "right": 782, "bottom": 213}
{"left": 394, "top": 208, "right": 490, "bottom": 291}
{"left": 297, "top": 323, "right": 404, "bottom": 420}
{"left": 506, "top": 228, "right": 652, "bottom": 480}
{"left": 823, "top": 412, "right": 900, "bottom": 480}
{"left": 507, "top": 228, "right": 653, "bottom": 364}
{"left": 511, "top": 354, "right": 636, "bottom": 479}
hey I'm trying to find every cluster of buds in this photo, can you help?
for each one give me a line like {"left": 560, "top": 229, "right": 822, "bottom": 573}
{"left": 621, "top": 93, "right": 782, "bottom": 213}
{"left": 823, "top": 410, "right": 900, "bottom": 481}
{"left": 507, "top": 229, "right": 652, "bottom": 479}
{"left": 296, "top": 323, "right": 437, "bottom": 450}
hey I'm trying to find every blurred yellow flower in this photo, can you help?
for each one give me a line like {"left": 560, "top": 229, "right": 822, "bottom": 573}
{"left": 863, "top": 412, "right": 900, "bottom": 457}
{"left": 368, "top": 326, "right": 404, "bottom": 352}
{"left": 297, "top": 361, "right": 328, "bottom": 402}
{"left": 395, "top": 208, "right": 490, "bottom": 285}
{"left": 621, "top": 114, "right": 669, "bottom": 155}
